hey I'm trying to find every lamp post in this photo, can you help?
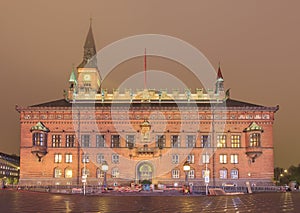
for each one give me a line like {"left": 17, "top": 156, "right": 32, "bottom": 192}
{"left": 101, "top": 161, "right": 108, "bottom": 188}
{"left": 183, "top": 160, "right": 191, "bottom": 186}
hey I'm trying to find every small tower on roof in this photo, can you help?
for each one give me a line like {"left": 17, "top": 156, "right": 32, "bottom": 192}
{"left": 215, "top": 63, "right": 225, "bottom": 96}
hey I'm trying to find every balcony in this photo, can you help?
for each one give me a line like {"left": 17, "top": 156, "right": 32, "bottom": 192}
{"left": 136, "top": 146, "right": 156, "bottom": 155}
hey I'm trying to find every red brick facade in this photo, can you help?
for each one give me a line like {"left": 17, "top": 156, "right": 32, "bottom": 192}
{"left": 16, "top": 25, "right": 278, "bottom": 187}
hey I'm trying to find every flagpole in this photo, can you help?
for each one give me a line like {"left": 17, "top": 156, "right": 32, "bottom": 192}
{"left": 144, "top": 48, "right": 147, "bottom": 89}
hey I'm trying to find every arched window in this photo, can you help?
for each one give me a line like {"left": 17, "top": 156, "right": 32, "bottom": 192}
{"left": 172, "top": 169, "right": 180, "bottom": 179}
{"left": 96, "top": 168, "right": 104, "bottom": 178}
{"left": 82, "top": 168, "right": 90, "bottom": 177}
{"left": 188, "top": 169, "right": 195, "bottom": 179}
{"left": 219, "top": 168, "right": 228, "bottom": 179}
{"left": 65, "top": 167, "right": 72, "bottom": 178}
{"left": 250, "top": 133, "right": 261, "bottom": 147}
{"left": 230, "top": 169, "right": 239, "bottom": 179}
{"left": 111, "top": 168, "right": 119, "bottom": 178}
{"left": 54, "top": 167, "right": 62, "bottom": 178}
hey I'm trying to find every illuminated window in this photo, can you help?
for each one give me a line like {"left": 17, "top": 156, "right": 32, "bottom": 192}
{"left": 32, "top": 133, "right": 47, "bottom": 146}
{"left": 172, "top": 169, "right": 180, "bottom": 179}
{"left": 111, "top": 135, "right": 120, "bottom": 148}
{"left": 65, "top": 153, "right": 72, "bottom": 163}
{"left": 54, "top": 153, "right": 62, "bottom": 163}
{"left": 171, "top": 135, "right": 180, "bottom": 147}
{"left": 219, "top": 154, "right": 227, "bottom": 164}
{"left": 54, "top": 167, "right": 62, "bottom": 178}
{"left": 52, "top": 135, "right": 62, "bottom": 147}
{"left": 65, "top": 168, "right": 72, "bottom": 178}
{"left": 220, "top": 169, "right": 227, "bottom": 179}
{"left": 96, "top": 135, "right": 105, "bottom": 147}
{"left": 81, "top": 135, "right": 90, "bottom": 147}
{"left": 230, "top": 154, "right": 238, "bottom": 164}
{"left": 231, "top": 135, "right": 241, "bottom": 148}
{"left": 202, "top": 169, "right": 210, "bottom": 178}
{"left": 217, "top": 135, "right": 226, "bottom": 148}
{"left": 231, "top": 169, "right": 239, "bottom": 179}
{"left": 250, "top": 133, "right": 261, "bottom": 147}
{"left": 202, "top": 154, "right": 210, "bottom": 164}
{"left": 112, "top": 168, "right": 119, "bottom": 178}
{"left": 172, "top": 154, "right": 179, "bottom": 164}
{"left": 66, "top": 135, "right": 75, "bottom": 147}
{"left": 201, "top": 135, "right": 211, "bottom": 148}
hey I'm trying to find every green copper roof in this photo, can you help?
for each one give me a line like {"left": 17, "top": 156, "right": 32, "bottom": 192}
{"left": 69, "top": 69, "right": 77, "bottom": 83}
{"left": 244, "top": 122, "right": 263, "bottom": 132}
{"left": 30, "top": 121, "right": 50, "bottom": 132}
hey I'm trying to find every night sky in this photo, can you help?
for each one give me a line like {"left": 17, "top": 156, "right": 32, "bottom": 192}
{"left": 1, "top": 0, "right": 299, "bottom": 168}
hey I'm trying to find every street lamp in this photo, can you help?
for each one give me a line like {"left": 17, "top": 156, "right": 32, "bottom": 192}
{"left": 101, "top": 161, "right": 109, "bottom": 188}
{"left": 183, "top": 161, "right": 191, "bottom": 186}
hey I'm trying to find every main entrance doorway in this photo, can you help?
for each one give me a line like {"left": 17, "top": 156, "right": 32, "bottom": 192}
{"left": 137, "top": 162, "right": 153, "bottom": 183}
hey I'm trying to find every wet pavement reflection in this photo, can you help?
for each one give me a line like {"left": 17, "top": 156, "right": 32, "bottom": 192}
{"left": 1, "top": 190, "right": 299, "bottom": 212}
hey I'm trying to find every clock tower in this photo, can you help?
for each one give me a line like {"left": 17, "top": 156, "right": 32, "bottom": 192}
{"left": 67, "top": 21, "right": 101, "bottom": 100}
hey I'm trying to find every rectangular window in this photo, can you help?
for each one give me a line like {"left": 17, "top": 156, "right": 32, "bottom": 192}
{"left": 65, "top": 153, "right": 72, "bottom": 163}
{"left": 111, "top": 135, "right": 120, "bottom": 148}
{"left": 172, "top": 154, "right": 179, "bottom": 164}
{"left": 201, "top": 135, "right": 211, "bottom": 148}
{"left": 187, "top": 154, "right": 195, "bottom": 164}
{"left": 250, "top": 133, "right": 261, "bottom": 147}
{"left": 66, "top": 135, "right": 75, "bottom": 148}
{"left": 188, "top": 169, "right": 195, "bottom": 179}
{"left": 52, "top": 135, "right": 62, "bottom": 147}
{"left": 155, "top": 135, "right": 166, "bottom": 148}
{"left": 96, "top": 135, "right": 105, "bottom": 147}
{"left": 202, "top": 154, "right": 210, "bottom": 164}
{"left": 126, "top": 135, "right": 135, "bottom": 148}
{"left": 112, "top": 154, "right": 119, "bottom": 164}
{"left": 54, "top": 153, "right": 62, "bottom": 163}
{"left": 186, "top": 135, "right": 196, "bottom": 148}
{"left": 81, "top": 135, "right": 90, "bottom": 148}
{"left": 82, "top": 153, "right": 89, "bottom": 163}
{"left": 97, "top": 153, "right": 105, "bottom": 164}
{"left": 217, "top": 135, "right": 227, "bottom": 148}
{"left": 231, "top": 135, "right": 241, "bottom": 148}
{"left": 172, "top": 169, "right": 180, "bottom": 179}
{"left": 230, "top": 154, "right": 238, "bottom": 164}
{"left": 171, "top": 135, "right": 180, "bottom": 147}
{"left": 219, "top": 154, "right": 227, "bottom": 164}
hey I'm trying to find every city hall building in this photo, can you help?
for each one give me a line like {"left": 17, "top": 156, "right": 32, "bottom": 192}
{"left": 16, "top": 25, "right": 279, "bottom": 187}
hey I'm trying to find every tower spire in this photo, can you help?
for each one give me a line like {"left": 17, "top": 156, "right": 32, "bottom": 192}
{"left": 78, "top": 20, "right": 97, "bottom": 68}
{"left": 215, "top": 62, "right": 225, "bottom": 95}
{"left": 217, "top": 62, "right": 223, "bottom": 79}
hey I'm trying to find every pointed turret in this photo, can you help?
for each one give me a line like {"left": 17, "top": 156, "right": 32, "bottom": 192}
{"left": 215, "top": 63, "right": 225, "bottom": 95}
{"left": 78, "top": 21, "right": 98, "bottom": 68}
